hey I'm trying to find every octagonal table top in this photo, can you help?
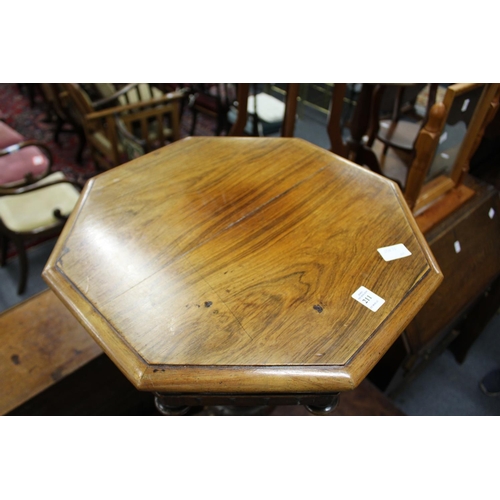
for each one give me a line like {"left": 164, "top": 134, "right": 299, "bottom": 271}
{"left": 43, "top": 137, "right": 442, "bottom": 394}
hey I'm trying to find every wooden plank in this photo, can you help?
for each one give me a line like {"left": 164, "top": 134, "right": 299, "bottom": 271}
{"left": 0, "top": 289, "right": 102, "bottom": 415}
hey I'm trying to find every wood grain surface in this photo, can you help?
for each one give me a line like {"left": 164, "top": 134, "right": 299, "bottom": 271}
{"left": 43, "top": 137, "right": 442, "bottom": 393}
{"left": 0, "top": 289, "right": 102, "bottom": 415}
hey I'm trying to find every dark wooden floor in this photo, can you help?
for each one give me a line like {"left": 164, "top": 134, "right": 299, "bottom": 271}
{"left": 7, "top": 354, "right": 404, "bottom": 416}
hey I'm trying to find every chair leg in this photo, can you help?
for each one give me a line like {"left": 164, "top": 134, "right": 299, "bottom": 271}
{"left": 0, "top": 233, "right": 8, "bottom": 267}
{"left": 215, "top": 110, "right": 228, "bottom": 136}
{"left": 190, "top": 109, "right": 198, "bottom": 136}
{"left": 53, "top": 116, "right": 63, "bottom": 145}
{"left": 215, "top": 119, "right": 223, "bottom": 136}
{"left": 12, "top": 236, "right": 28, "bottom": 295}
{"left": 75, "top": 129, "right": 86, "bottom": 165}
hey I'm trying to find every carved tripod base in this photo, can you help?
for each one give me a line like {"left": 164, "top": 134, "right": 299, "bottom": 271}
{"left": 154, "top": 392, "right": 340, "bottom": 416}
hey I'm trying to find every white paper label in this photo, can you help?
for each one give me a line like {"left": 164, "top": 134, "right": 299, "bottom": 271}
{"left": 489, "top": 208, "right": 495, "bottom": 219}
{"left": 454, "top": 241, "right": 461, "bottom": 253}
{"left": 352, "top": 286, "right": 385, "bottom": 312}
{"left": 441, "top": 152, "right": 450, "bottom": 159}
{"left": 32, "top": 155, "right": 44, "bottom": 166}
{"left": 439, "top": 132, "right": 448, "bottom": 144}
{"left": 377, "top": 243, "right": 412, "bottom": 261}
{"left": 461, "top": 99, "right": 470, "bottom": 112}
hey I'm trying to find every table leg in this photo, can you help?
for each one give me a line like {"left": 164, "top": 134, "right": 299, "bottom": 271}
{"left": 154, "top": 395, "right": 203, "bottom": 416}
{"left": 153, "top": 392, "right": 340, "bottom": 416}
{"left": 305, "top": 395, "right": 339, "bottom": 415}
{"left": 347, "top": 83, "right": 384, "bottom": 175}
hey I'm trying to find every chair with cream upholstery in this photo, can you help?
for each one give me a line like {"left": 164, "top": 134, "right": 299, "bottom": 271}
{"left": 227, "top": 84, "right": 286, "bottom": 136}
{"left": 39, "top": 83, "right": 87, "bottom": 164}
{"left": 92, "top": 83, "right": 165, "bottom": 106}
{"left": 62, "top": 83, "right": 185, "bottom": 170}
{"left": 228, "top": 83, "right": 299, "bottom": 137}
{"left": 0, "top": 140, "right": 81, "bottom": 294}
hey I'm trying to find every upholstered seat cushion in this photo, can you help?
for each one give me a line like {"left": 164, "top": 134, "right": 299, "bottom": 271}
{"left": 94, "top": 83, "right": 164, "bottom": 107}
{"left": 247, "top": 93, "right": 285, "bottom": 123}
{"left": 0, "top": 172, "right": 80, "bottom": 232}
{"left": 93, "top": 83, "right": 117, "bottom": 100}
{"left": 227, "top": 92, "right": 286, "bottom": 136}
{"left": 0, "top": 121, "right": 24, "bottom": 149}
{"left": 0, "top": 145, "right": 50, "bottom": 186}
{"left": 120, "top": 84, "right": 164, "bottom": 105}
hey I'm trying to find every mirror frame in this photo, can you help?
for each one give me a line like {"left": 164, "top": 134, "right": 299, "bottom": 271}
{"left": 405, "top": 83, "right": 500, "bottom": 213}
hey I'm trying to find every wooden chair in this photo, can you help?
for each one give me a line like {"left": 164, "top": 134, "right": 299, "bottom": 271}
{"left": 327, "top": 83, "right": 385, "bottom": 175}
{"left": 327, "top": 83, "right": 500, "bottom": 223}
{"left": 326, "top": 84, "right": 435, "bottom": 174}
{"left": 0, "top": 142, "right": 82, "bottom": 294}
{"left": 228, "top": 83, "right": 300, "bottom": 137}
{"left": 90, "top": 83, "right": 164, "bottom": 107}
{"left": 187, "top": 83, "right": 235, "bottom": 136}
{"left": 39, "top": 83, "right": 87, "bottom": 164}
{"left": 39, "top": 84, "right": 146, "bottom": 166}
{"left": 366, "top": 84, "right": 438, "bottom": 156}
{"left": 349, "top": 83, "right": 499, "bottom": 233}
{"left": 327, "top": 83, "right": 353, "bottom": 159}
{"left": 62, "top": 83, "right": 185, "bottom": 170}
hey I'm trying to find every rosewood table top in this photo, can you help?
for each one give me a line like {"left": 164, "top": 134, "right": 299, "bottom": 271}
{"left": 43, "top": 137, "right": 442, "bottom": 394}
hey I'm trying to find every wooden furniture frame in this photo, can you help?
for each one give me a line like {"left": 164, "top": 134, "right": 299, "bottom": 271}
{"left": 63, "top": 84, "right": 185, "bottom": 170}
{"left": 113, "top": 97, "right": 182, "bottom": 161}
{"left": 327, "top": 84, "right": 500, "bottom": 211}
{"left": 47, "top": 84, "right": 149, "bottom": 165}
{"left": 187, "top": 83, "right": 235, "bottom": 136}
{"left": 39, "top": 83, "right": 87, "bottom": 164}
{"left": 228, "top": 84, "right": 300, "bottom": 138}
{"left": 0, "top": 170, "right": 82, "bottom": 294}
{"left": 327, "top": 83, "right": 385, "bottom": 175}
{"left": 407, "top": 84, "right": 498, "bottom": 208}
{"left": 327, "top": 83, "right": 500, "bottom": 232}
{"left": 366, "top": 84, "right": 438, "bottom": 156}
{"left": 406, "top": 83, "right": 500, "bottom": 232}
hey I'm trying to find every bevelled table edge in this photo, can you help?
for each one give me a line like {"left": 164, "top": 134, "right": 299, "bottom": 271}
{"left": 42, "top": 258, "right": 443, "bottom": 394}
{"left": 42, "top": 265, "right": 149, "bottom": 387}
